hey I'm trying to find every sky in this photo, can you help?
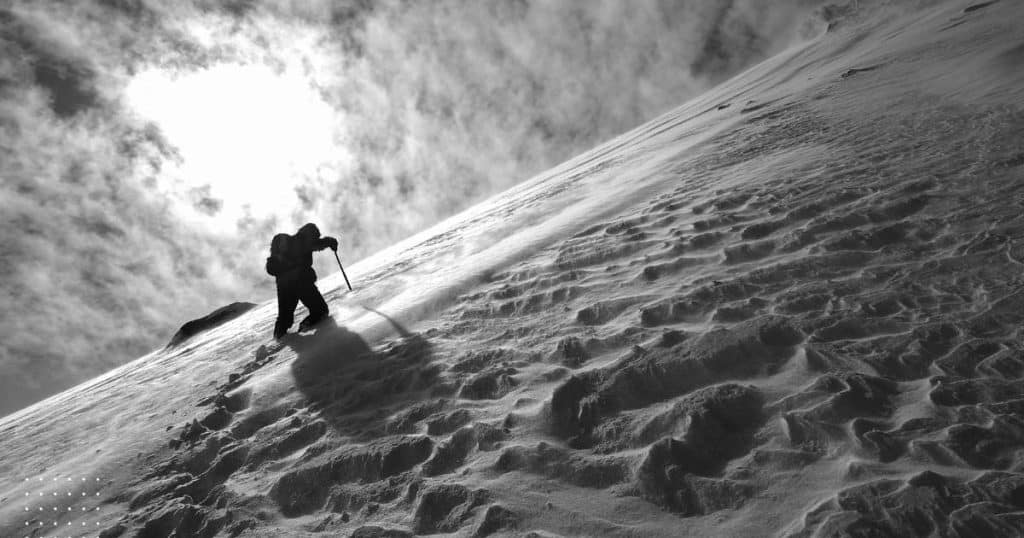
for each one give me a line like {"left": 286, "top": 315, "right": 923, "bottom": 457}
{"left": 0, "top": 0, "right": 829, "bottom": 416}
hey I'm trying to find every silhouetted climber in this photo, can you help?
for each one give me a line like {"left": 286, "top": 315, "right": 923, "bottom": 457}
{"left": 266, "top": 223, "right": 339, "bottom": 339}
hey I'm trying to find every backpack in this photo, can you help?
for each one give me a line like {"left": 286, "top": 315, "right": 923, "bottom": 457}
{"left": 270, "top": 233, "right": 293, "bottom": 259}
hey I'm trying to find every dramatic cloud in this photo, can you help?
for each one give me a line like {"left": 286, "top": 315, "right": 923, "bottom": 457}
{"left": 0, "top": 0, "right": 831, "bottom": 416}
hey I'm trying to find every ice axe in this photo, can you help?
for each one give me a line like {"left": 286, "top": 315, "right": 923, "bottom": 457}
{"left": 334, "top": 250, "right": 353, "bottom": 291}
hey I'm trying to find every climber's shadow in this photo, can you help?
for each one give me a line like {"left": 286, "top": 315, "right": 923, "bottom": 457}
{"left": 284, "top": 311, "right": 436, "bottom": 433}
{"left": 286, "top": 318, "right": 372, "bottom": 402}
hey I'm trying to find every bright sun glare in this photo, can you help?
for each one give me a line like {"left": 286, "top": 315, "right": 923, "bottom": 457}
{"left": 125, "top": 63, "right": 341, "bottom": 229}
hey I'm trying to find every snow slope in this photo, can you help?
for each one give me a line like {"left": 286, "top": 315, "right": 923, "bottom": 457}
{"left": 4, "top": 0, "right": 1024, "bottom": 535}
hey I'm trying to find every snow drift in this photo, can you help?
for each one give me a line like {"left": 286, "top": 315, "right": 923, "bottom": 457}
{"left": 3, "top": 0, "right": 1024, "bottom": 536}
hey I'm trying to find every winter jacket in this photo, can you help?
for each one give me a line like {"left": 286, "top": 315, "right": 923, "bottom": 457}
{"left": 265, "top": 232, "right": 337, "bottom": 287}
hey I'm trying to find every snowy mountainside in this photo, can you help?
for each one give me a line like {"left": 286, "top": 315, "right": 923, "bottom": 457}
{"left": 4, "top": 0, "right": 1024, "bottom": 536}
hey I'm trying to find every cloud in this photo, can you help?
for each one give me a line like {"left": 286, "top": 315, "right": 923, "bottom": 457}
{"left": 296, "top": 0, "right": 830, "bottom": 256}
{"left": 0, "top": 0, "right": 831, "bottom": 416}
{"left": 1, "top": 4, "right": 263, "bottom": 415}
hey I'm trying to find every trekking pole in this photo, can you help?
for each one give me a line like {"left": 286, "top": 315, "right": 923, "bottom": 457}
{"left": 334, "top": 250, "right": 353, "bottom": 291}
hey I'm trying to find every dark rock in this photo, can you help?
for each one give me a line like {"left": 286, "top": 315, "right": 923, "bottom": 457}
{"left": 167, "top": 302, "right": 257, "bottom": 347}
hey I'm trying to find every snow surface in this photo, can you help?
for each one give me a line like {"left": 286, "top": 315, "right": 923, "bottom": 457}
{"left": 3, "top": 0, "right": 1024, "bottom": 535}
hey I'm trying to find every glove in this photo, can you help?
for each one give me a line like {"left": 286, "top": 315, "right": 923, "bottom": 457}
{"left": 325, "top": 236, "right": 339, "bottom": 251}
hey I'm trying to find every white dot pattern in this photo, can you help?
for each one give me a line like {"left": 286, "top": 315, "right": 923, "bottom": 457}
{"left": 15, "top": 475, "right": 107, "bottom": 538}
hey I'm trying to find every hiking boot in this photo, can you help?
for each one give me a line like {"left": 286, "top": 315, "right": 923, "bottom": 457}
{"left": 298, "top": 313, "right": 328, "bottom": 332}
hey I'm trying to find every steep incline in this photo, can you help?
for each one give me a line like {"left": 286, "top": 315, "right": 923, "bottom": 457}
{"left": 4, "top": 0, "right": 1024, "bottom": 536}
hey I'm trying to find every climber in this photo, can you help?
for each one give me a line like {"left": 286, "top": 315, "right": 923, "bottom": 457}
{"left": 265, "top": 223, "right": 339, "bottom": 339}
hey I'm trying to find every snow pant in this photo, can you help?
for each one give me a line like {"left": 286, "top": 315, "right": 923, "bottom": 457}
{"left": 274, "top": 278, "right": 329, "bottom": 337}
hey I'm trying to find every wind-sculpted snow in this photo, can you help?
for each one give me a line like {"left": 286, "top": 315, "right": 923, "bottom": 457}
{"left": 4, "top": 0, "right": 1024, "bottom": 536}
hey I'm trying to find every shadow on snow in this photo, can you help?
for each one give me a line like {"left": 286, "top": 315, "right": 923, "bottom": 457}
{"left": 283, "top": 309, "right": 440, "bottom": 437}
